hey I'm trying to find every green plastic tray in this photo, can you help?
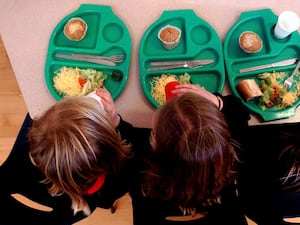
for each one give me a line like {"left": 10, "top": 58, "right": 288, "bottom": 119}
{"left": 139, "top": 9, "right": 225, "bottom": 108}
{"left": 224, "top": 8, "right": 300, "bottom": 121}
{"left": 45, "top": 4, "right": 132, "bottom": 101}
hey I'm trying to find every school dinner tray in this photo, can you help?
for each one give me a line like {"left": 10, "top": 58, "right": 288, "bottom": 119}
{"left": 224, "top": 8, "right": 300, "bottom": 121}
{"left": 45, "top": 4, "right": 132, "bottom": 101}
{"left": 139, "top": 9, "right": 225, "bottom": 108}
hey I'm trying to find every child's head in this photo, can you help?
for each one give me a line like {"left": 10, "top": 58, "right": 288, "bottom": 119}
{"left": 146, "top": 92, "right": 237, "bottom": 208}
{"left": 28, "top": 96, "right": 131, "bottom": 215}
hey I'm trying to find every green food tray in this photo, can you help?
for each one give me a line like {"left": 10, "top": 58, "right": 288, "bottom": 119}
{"left": 224, "top": 8, "right": 300, "bottom": 121}
{"left": 139, "top": 9, "right": 225, "bottom": 108}
{"left": 45, "top": 4, "right": 132, "bottom": 100}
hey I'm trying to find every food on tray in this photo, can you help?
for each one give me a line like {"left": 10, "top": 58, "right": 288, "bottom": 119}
{"left": 239, "top": 31, "right": 262, "bottom": 53}
{"left": 53, "top": 67, "right": 107, "bottom": 97}
{"left": 158, "top": 25, "right": 181, "bottom": 49}
{"left": 64, "top": 17, "right": 87, "bottom": 41}
{"left": 150, "top": 73, "right": 190, "bottom": 106}
{"left": 237, "top": 79, "right": 263, "bottom": 101}
{"left": 257, "top": 71, "right": 300, "bottom": 109}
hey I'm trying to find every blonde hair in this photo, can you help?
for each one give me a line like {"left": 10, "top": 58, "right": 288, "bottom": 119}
{"left": 143, "top": 93, "right": 238, "bottom": 210}
{"left": 28, "top": 97, "right": 131, "bottom": 215}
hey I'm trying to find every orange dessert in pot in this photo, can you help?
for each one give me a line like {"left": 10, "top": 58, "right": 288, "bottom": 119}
{"left": 158, "top": 25, "right": 181, "bottom": 49}
{"left": 64, "top": 17, "right": 87, "bottom": 41}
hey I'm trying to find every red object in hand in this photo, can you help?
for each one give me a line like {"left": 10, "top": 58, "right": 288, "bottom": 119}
{"left": 165, "top": 81, "right": 180, "bottom": 100}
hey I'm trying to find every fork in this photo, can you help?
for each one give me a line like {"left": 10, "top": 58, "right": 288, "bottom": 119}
{"left": 283, "top": 60, "right": 300, "bottom": 91}
{"left": 147, "top": 61, "right": 204, "bottom": 71}
{"left": 71, "top": 53, "right": 125, "bottom": 63}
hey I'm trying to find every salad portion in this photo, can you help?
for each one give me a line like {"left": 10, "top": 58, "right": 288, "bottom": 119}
{"left": 150, "top": 73, "right": 191, "bottom": 106}
{"left": 257, "top": 71, "right": 300, "bottom": 110}
{"left": 53, "top": 67, "right": 107, "bottom": 97}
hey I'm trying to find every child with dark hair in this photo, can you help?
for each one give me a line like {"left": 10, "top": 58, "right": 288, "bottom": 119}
{"left": 129, "top": 84, "right": 251, "bottom": 225}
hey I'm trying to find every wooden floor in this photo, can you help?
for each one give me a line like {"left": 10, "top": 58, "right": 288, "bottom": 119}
{"left": 0, "top": 35, "right": 257, "bottom": 225}
{"left": 0, "top": 35, "right": 28, "bottom": 164}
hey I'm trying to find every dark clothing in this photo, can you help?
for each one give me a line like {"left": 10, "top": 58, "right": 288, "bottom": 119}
{"left": 129, "top": 95, "right": 251, "bottom": 225}
{"left": 0, "top": 114, "right": 85, "bottom": 225}
{"left": 239, "top": 123, "right": 300, "bottom": 225}
{"left": 0, "top": 113, "right": 147, "bottom": 225}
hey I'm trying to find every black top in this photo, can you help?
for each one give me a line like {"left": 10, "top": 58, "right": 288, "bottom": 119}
{"left": 128, "top": 95, "right": 251, "bottom": 225}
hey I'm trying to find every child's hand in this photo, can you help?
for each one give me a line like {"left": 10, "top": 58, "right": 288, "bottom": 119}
{"left": 172, "top": 84, "right": 222, "bottom": 109}
{"left": 95, "top": 88, "right": 120, "bottom": 127}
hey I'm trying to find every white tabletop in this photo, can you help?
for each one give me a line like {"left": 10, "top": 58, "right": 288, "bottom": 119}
{"left": 0, "top": 0, "right": 299, "bottom": 128}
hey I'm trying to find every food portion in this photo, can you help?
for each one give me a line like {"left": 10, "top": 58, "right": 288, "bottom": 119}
{"left": 237, "top": 71, "right": 300, "bottom": 110}
{"left": 53, "top": 67, "right": 107, "bottom": 97}
{"left": 150, "top": 73, "right": 190, "bottom": 106}
{"left": 237, "top": 79, "right": 263, "bottom": 101}
{"left": 257, "top": 71, "right": 300, "bottom": 110}
{"left": 63, "top": 17, "right": 87, "bottom": 41}
{"left": 239, "top": 31, "right": 262, "bottom": 53}
{"left": 158, "top": 25, "right": 181, "bottom": 49}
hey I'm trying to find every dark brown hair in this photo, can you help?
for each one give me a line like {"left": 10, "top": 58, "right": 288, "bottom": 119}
{"left": 143, "top": 92, "right": 237, "bottom": 209}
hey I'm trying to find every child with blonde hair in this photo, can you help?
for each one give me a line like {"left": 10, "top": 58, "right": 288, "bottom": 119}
{"left": 27, "top": 88, "right": 151, "bottom": 220}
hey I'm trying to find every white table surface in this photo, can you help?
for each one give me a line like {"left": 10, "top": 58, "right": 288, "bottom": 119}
{"left": 0, "top": 0, "right": 300, "bottom": 128}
